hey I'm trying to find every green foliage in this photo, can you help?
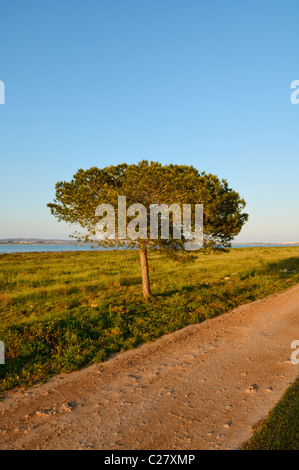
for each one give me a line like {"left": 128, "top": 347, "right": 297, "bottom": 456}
{"left": 47, "top": 161, "right": 248, "bottom": 250}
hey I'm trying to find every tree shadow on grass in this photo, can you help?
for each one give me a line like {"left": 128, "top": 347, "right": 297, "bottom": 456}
{"left": 152, "top": 256, "right": 299, "bottom": 299}
{"left": 152, "top": 282, "right": 213, "bottom": 299}
{"left": 240, "top": 256, "right": 299, "bottom": 282}
{"left": 262, "top": 256, "right": 299, "bottom": 278}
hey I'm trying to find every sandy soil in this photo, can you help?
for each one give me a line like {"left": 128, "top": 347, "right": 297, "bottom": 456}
{"left": 0, "top": 284, "right": 298, "bottom": 450}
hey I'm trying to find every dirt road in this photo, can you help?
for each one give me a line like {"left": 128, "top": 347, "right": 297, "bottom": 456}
{"left": 0, "top": 284, "right": 298, "bottom": 450}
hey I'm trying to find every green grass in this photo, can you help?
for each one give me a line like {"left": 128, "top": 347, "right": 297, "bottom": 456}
{"left": 242, "top": 377, "right": 299, "bottom": 450}
{"left": 0, "top": 246, "right": 299, "bottom": 398}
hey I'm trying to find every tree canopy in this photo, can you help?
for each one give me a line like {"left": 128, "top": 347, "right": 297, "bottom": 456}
{"left": 48, "top": 161, "right": 248, "bottom": 297}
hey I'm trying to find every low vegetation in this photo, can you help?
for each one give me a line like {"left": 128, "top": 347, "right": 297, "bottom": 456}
{"left": 242, "top": 376, "right": 299, "bottom": 450}
{"left": 1, "top": 246, "right": 299, "bottom": 398}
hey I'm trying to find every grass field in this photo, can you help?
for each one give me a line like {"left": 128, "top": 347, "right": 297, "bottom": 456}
{"left": 1, "top": 246, "right": 299, "bottom": 395}
{"left": 1, "top": 246, "right": 299, "bottom": 449}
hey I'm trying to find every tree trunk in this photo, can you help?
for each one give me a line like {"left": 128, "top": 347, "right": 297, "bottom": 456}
{"left": 139, "top": 245, "right": 151, "bottom": 298}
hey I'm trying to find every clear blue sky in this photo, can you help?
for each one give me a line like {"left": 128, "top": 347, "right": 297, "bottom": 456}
{"left": 0, "top": 0, "right": 298, "bottom": 242}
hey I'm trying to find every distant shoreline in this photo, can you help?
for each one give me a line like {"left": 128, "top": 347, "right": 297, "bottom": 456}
{"left": 1, "top": 239, "right": 299, "bottom": 246}
{"left": 0, "top": 243, "right": 299, "bottom": 255}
